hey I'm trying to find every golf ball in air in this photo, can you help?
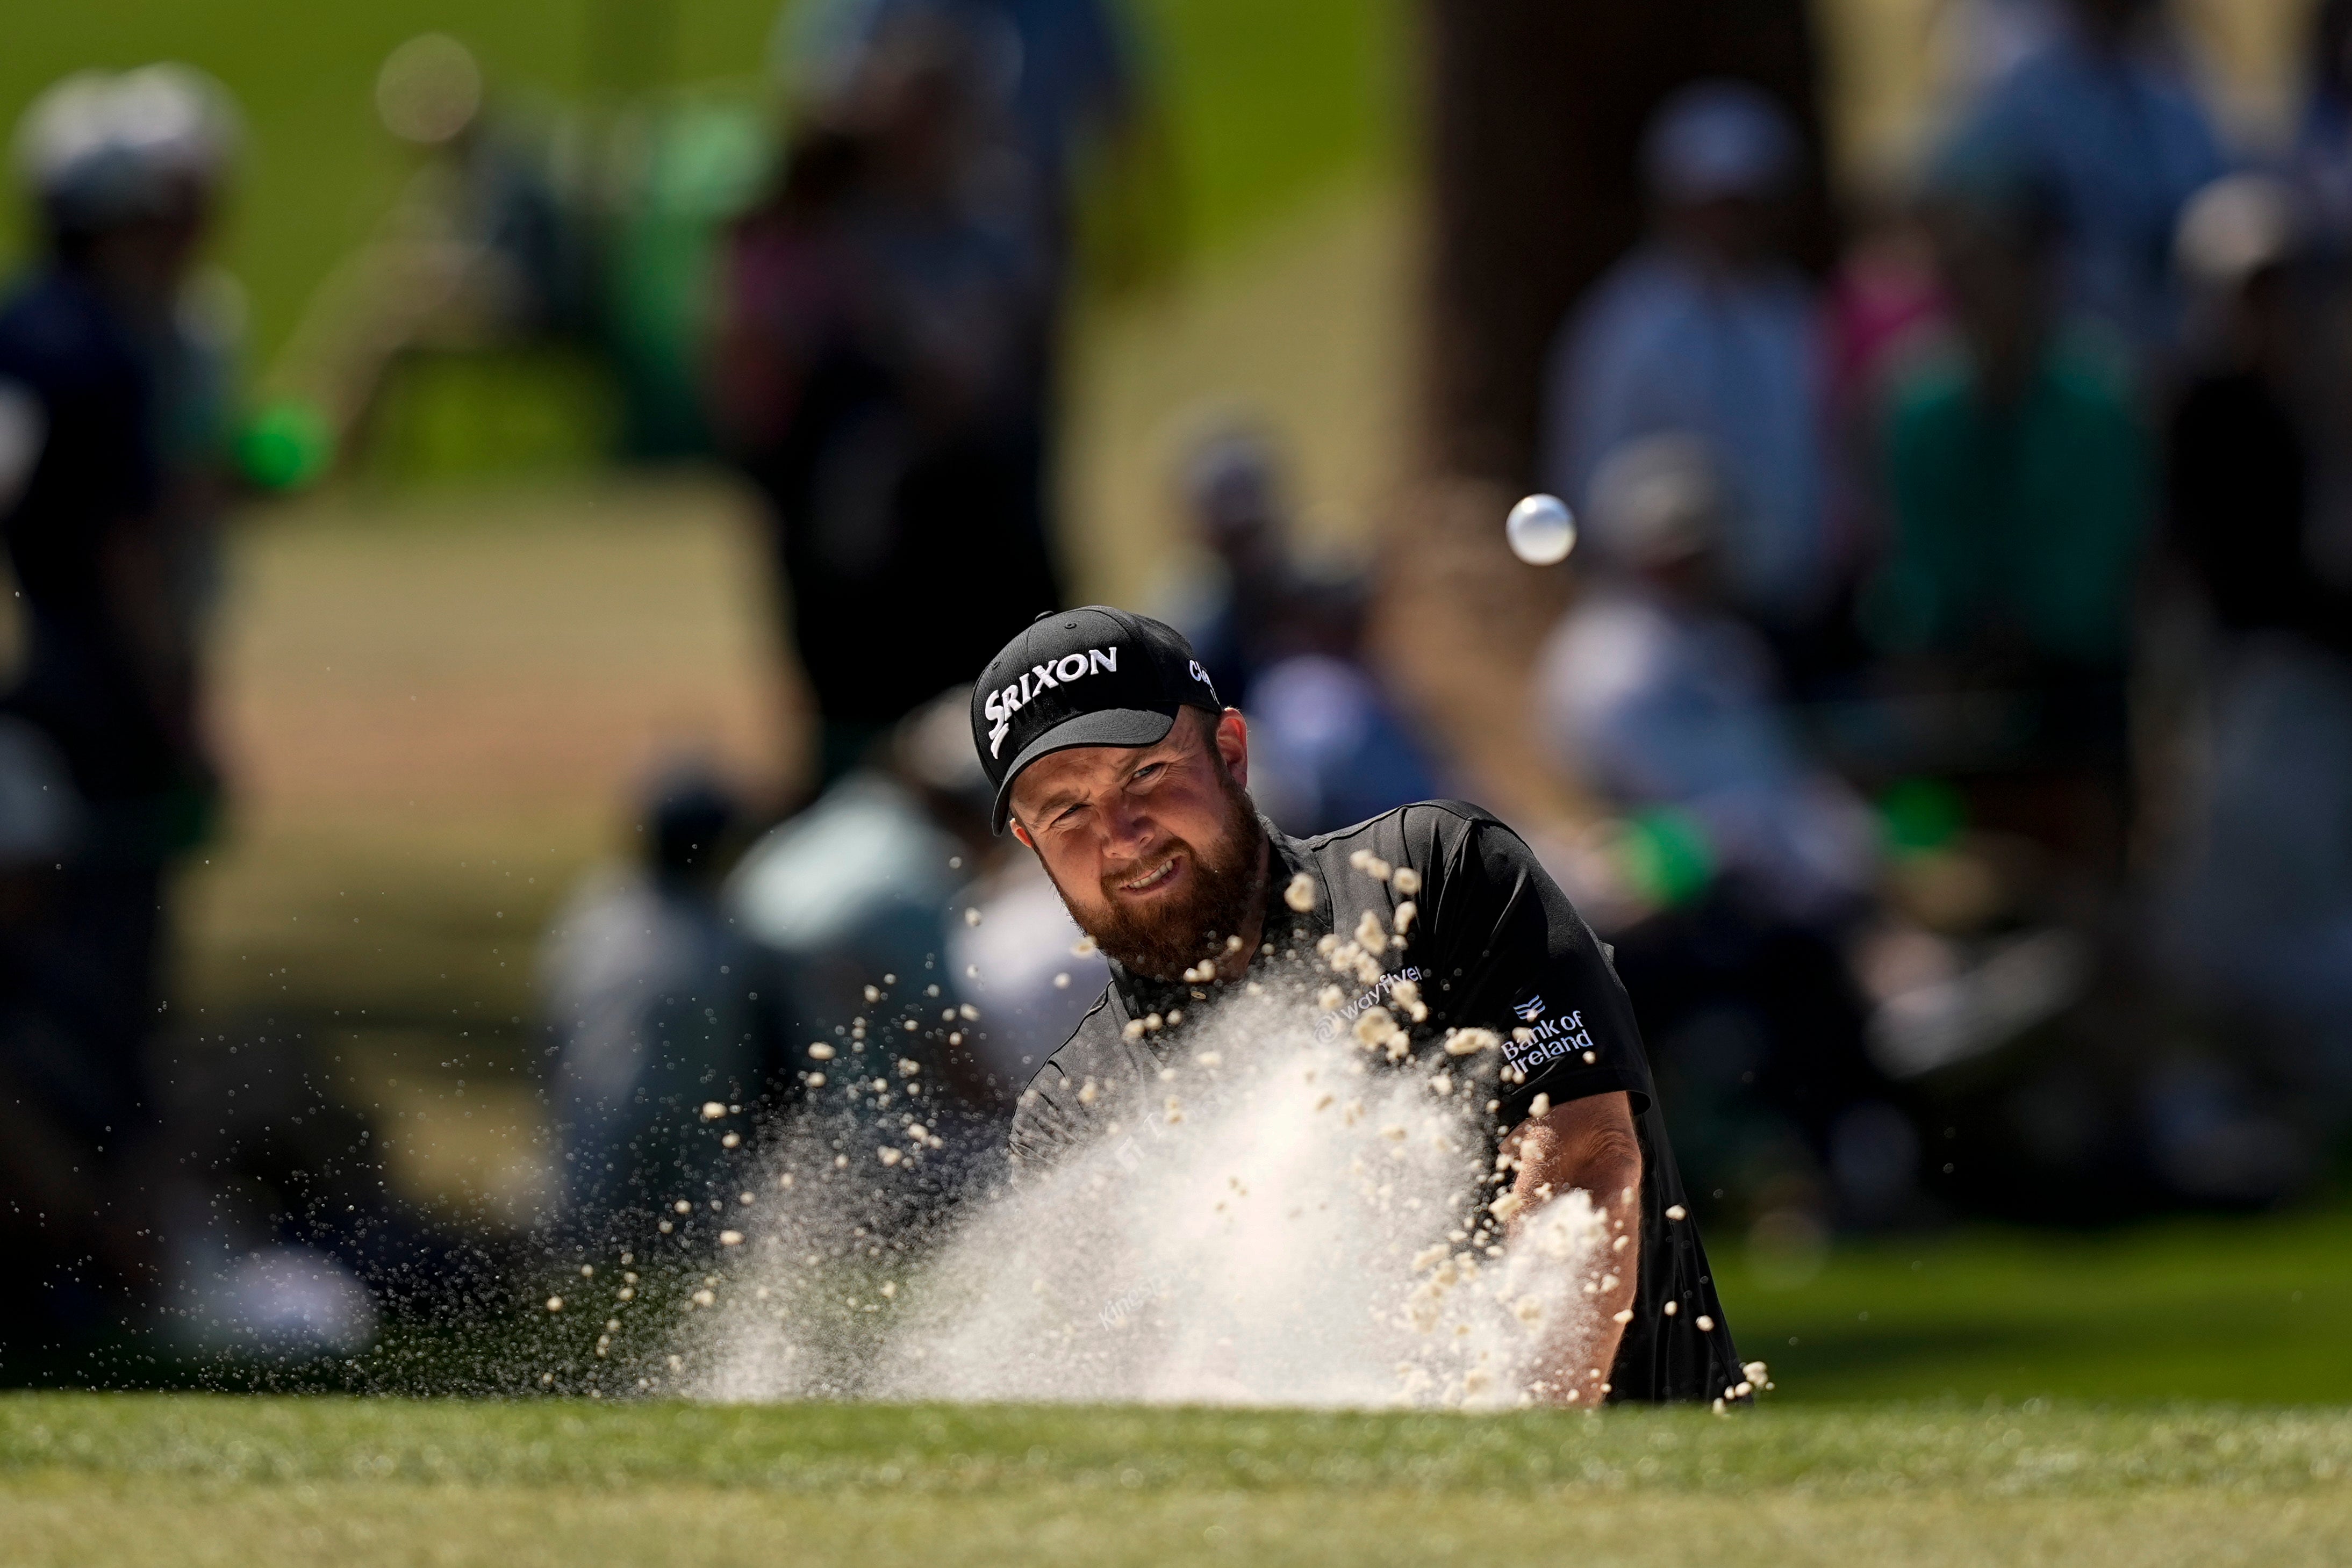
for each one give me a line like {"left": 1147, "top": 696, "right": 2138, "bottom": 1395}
{"left": 1505, "top": 493, "right": 1576, "bottom": 565}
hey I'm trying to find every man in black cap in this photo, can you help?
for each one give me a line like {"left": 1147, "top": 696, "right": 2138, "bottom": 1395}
{"left": 970, "top": 607, "right": 1746, "bottom": 1405}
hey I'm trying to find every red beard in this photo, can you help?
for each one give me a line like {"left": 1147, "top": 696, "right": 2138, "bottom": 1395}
{"left": 1064, "top": 763, "right": 1265, "bottom": 981}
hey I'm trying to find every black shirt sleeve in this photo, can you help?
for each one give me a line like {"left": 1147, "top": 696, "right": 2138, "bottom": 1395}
{"left": 1418, "top": 808, "right": 1656, "bottom": 1128}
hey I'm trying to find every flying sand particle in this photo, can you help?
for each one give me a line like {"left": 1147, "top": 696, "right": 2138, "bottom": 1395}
{"left": 1445, "top": 1028, "right": 1500, "bottom": 1057}
{"left": 700, "top": 1102, "right": 727, "bottom": 1121}
{"left": 720, "top": 1230, "right": 743, "bottom": 1247}
{"left": 1666, "top": 1205, "right": 1687, "bottom": 1221}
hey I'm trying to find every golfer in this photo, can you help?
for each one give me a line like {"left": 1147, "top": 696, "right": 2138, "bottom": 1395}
{"left": 970, "top": 607, "right": 1743, "bottom": 1404}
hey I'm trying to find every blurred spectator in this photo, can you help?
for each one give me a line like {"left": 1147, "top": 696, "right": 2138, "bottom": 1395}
{"left": 544, "top": 766, "right": 769, "bottom": 1236}
{"left": 2166, "top": 175, "right": 2349, "bottom": 660}
{"left": 781, "top": 0, "right": 1154, "bottom": 290}
{"left": 1868, "top": 161, "right": 2153, "bottom": 872}
{"left": 1538, "top": 434, "right": 1878, "bottom": 928}
{"left": 726, "top": 692, "right": 1027, "bottom": 1181}
{"left": 1540, "top": 81, "right": 1835, "bottom": 666}
{"left": 2161, "top": 174, "right": 2352, "bottom": 1132}
{"left": 1822, "top": 189, "right": 1949, "bottom": 589}
{"left": 1244, "top": 557, "right": 1445, "bottom": 839}
{"left": 714, "top": 2, "right": 1062, "bottom": 786}
{"left": 1934, "top": 0, "right": 2225, "bottom": 368}
{"left": 1157, "top": 418, "right": 1296, "bottom": 704}
{"left": 947, "top": 854, "right": 1106, "bottom": 1089}
{"left": 1153, "top": 418, "right": 1445, "bottom": 836}
{"left": 275, "top": 36, "right": 604, "bottom": 464}
{"left": 2294, "top": 0, "right": 2352, "bottom": 256}
{"left": 1532, "top": 433, "right": 1899, "bottom": 1224}
{"left": 0, "top": 66, "right": 242, "bottom": 1331}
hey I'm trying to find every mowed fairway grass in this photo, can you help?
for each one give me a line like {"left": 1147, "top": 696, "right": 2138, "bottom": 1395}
{"left": 6, "top": 1394, "right": 2350, "bottom": 1567}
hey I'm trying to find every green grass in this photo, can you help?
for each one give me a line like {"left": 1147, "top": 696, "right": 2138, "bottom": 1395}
{"left": 0, "top": 1, "right": 1406, "bottom": 362}
{"left": 5, "top": 1394, "right": 2349, "bottom": 1566}
{"left": 1711, "top": 1206, "right": 2352, "bottom": 1406}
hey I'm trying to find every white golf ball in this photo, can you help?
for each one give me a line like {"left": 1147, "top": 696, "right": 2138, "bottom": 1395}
{"left": 1505, "top": 493, "right": 1576, "bottom": 565}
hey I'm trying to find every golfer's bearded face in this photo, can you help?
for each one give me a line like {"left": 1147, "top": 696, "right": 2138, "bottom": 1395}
{"left": 1008, "top": 709, "right": 1266, "bottom": 980}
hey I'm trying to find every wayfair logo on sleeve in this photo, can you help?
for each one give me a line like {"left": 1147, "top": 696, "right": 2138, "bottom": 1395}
{"left": 1312, "top": 966, "right": 1424, "bottom": 1042}
{"left": 983, "top": 645, "right": 1121, "bottom": 757}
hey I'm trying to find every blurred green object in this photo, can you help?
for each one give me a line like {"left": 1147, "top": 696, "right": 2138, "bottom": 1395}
{"left": 236, "top": 397, "right": 334, "bottom": 492}
{"left": 1879, "top": 776, "right": 1967, "bottom": 854}
{"left": 601, "top": 92, "right": 773, "bottom": 460}
{"left": 1622, "top": 807, "right": 1715, "bottom": 907}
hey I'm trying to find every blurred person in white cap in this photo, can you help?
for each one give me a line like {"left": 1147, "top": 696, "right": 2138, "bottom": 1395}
{"left": 0, "top": 66, "right": 242, "bottom": 1339}
{"left": 1531, "top": 433, "right": 1901, "bottom": 1226}
{"left": 1540, "top": 81, "right": 1835, "bottom": 666}
{"left": 1534, "top": 433, "right": 1877, "bottom": 931}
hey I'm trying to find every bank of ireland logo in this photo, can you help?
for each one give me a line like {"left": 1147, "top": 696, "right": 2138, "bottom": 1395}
{"left": 1511, "top": 993, "right": 1546, "bottom": 1025}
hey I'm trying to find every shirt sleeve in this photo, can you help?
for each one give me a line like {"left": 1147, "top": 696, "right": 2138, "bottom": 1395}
{"left": 1424, "top": 812, "right": 1657, "bottom": 1127}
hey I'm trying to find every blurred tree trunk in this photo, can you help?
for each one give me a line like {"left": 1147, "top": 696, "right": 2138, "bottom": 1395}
{"left": 1419, "top": 0, "right": 1832, "bottom": 485}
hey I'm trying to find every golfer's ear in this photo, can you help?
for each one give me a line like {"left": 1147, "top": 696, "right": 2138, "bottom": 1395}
{"left": 1215, "top": 707, "right": 1249, "bottom": 788}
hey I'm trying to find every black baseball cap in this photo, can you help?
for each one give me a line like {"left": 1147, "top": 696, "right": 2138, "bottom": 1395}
{"left": 970, "top": 606, "right": 1222, "bottom": 834}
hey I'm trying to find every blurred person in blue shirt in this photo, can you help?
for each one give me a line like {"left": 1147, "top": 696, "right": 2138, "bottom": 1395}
{"left": 1532, "top": 432, "right": 1901, "bottom": 1227}
{"left": 1154, "top": 418, "right": 1446, "bottom": 838}
{"left": 1155, "top": 417, "right": 1299, "bottom": 708}
{"left": 1541, "top": 81, "right": 1835, "bottom": 666}
{"left": 1537, "top": 434, "right": 1879, "bottom": 932}
{"left": 1935, "top": 0, "right": 2226, "bottom": 369}
{"left": 1242, "top": 558, "right": 1445, "bottom": 840}
{"left": 545, "top": 768, "right": 770, "bottom": 1236}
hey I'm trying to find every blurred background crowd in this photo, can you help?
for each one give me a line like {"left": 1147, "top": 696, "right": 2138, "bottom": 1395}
{"left": 1, "top": 0, "right": 2349, "bottom": 1386}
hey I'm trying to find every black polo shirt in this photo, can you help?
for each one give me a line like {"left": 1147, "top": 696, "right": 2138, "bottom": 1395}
{"left": 1009, "top": 799, "right": 1743, "bottom": 1404}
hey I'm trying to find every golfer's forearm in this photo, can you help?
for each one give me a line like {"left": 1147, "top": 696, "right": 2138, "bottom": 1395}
{"left": 1508, "top": 1096, "right": 1642, "bottom": 1400}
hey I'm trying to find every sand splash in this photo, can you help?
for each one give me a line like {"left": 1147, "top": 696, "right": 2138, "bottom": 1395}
{"left": 678, "top": 983, "right": 1612, "bottom": 1409}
